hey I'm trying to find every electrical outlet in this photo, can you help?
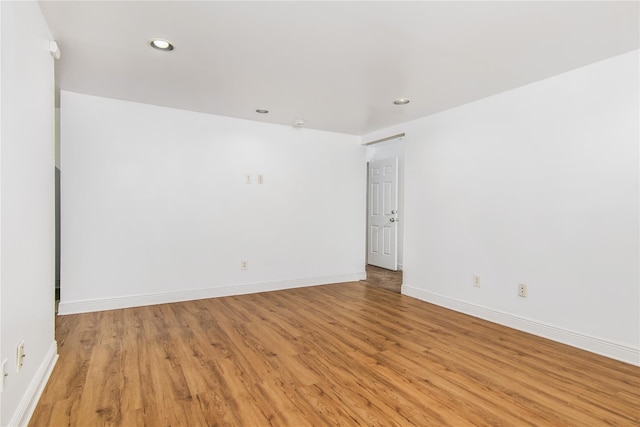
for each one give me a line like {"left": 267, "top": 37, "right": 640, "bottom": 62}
{"left": 241, "top": 260, "right": 248, "bottom": 270}
{"left": 244, "top": 174, "right": 252, "bottom": 184}
{"left": 257, "top": 174, "right": 264, "bottom": 184}
{"left": 473, "top": 274, "right": 481, "bottom": 287}
{"left": 16, "top": 341, "right": 25, "bottom": 372}
{"left": 518, "top": 283, "right": 528, "bottom": 298}
{"left": 1, "top": 358, "right": 7, "bottom": 392}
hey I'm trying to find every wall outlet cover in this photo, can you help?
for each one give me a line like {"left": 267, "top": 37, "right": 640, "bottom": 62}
{"left": 518, "top": 284, "right": 528, "bottom": 298}
{"left": 473, "top": 274, "right": 481, "bottom": 287}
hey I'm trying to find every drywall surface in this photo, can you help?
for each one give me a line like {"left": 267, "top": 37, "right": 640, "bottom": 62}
{"left": 60, "top": 92, "right": 366, "bottom": 312}
{"left": 371, "top": 50, "right": 639, "bottom": 364}
{"left": 1, "top": 2, "right": 57, "bottom": 425}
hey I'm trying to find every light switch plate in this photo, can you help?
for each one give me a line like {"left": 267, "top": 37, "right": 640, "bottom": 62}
{"left": 1, "top": 358, "right": 8, "bottom": 392}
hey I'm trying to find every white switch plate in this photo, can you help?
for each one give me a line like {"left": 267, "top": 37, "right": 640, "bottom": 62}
{"left": 16, "top": 341, "right": 25, "bottom": 372}
{"left": 1, "top": 358, "right": 7, "bottom": 392}
{"left": 241, "top": 260, "right": 248, "bottom": 270}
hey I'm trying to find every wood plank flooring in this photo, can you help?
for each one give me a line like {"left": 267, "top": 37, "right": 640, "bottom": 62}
{"left": 363, "top": 265, "right": 402, "bottom": 293}
{"left": 30, "top": 283, "right": 640, "bottom": 426}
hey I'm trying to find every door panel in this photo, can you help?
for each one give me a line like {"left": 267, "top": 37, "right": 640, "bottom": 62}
{"left": 370, "top": 182, "right": 380, "bottom": 215}
{"left": 370, "top": 226, "right": 380, "bottom": 254}
{"left": 383, "top": 226, "right": 392, "bottom": 255}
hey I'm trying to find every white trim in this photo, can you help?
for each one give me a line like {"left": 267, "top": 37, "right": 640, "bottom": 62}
{"left": 58, "top": 273, "right": 366, "bottom": 315}
{"left": 364, "top": 132, "right": 405, "bottom": 146}
{"left": 402, "top": 285, "right": 640, "bottom": 367}
{"left": 9, "top": 341, "right": 58, "bottom": 427}
{"left": 397, "top": 263, "right": 404, "bottom": 271}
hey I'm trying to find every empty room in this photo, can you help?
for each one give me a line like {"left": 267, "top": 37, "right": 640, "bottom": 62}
{"left": 1, "top": 1, "right": 639, "bottom": 426}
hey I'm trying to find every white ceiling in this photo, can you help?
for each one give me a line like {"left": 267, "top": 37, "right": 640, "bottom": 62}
{"left": 39, "top": 1, "right": 639, "bottom": 136}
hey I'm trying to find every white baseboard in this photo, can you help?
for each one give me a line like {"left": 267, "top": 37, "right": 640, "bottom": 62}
{"left": 9, "top": 341, "right": 58, "bottom": 427}
{"left": 58, "top": 272, "right": 366, "bottom": 315}
{"left": 402, "top": 285, "right": 639, "bottom": 367}
{"left": 397, "top": 263, "right": 404, "bottom": 271}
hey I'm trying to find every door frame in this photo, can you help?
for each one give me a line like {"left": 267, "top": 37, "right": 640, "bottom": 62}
{"left": 365, "top": 135, "right": 405, "bottom": 271}
{"left": 367, "top": 157, "right": 399, "bottom": 270}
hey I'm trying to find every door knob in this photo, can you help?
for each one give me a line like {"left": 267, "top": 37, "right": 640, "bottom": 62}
{"left": 390, "top": 218, "right": 398, "bottom": 223}
{"left": 391, "top": 209, "right": 397, "bottom": 214}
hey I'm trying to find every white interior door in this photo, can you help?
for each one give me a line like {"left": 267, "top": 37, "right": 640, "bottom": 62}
{"left": 367, "top": 157, "right": 398, "bottom": 270}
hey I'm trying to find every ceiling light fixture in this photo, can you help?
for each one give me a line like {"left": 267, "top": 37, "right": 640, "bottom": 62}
{"left": 393, "top": 98, "right": 410, "bottom": 105}
{"left": 149, "top": 38, "right": 174, "bottom": 51}
{"left": 256, "top": 109, "right": 269, "bottom": 114}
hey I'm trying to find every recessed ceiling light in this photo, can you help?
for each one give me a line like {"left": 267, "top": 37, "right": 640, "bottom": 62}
{"left": 256, "top": 109, "right": 269, "bottom": 114}
{"left": 393, "top": 98, "right": 410, "bottom": 105}
{"left": 149, "top": 39, "right": 174, "bottom": 51}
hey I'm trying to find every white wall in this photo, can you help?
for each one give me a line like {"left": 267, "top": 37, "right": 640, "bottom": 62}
{"left": 366, "top": 50, "right": 640, "bottom": 365}
{"left": 366, "top": 140, "right": 405, "bottom": 269}
{"left": 1, "top": 2, "right": 58, "bottom": 425}
{"left": 60, "top": 92, "right": 366, "bottom": 314}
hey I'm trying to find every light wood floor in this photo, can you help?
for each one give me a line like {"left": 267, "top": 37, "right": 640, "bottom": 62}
{"left": 30, "top": 282, "right": 640, "bottom": 426}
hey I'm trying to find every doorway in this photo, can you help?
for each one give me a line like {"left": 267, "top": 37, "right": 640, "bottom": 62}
{"left": 365, "top": 136, "right": 405, "bottom": 277}
{"left": 367, "top": 157, "right": 399, "bottom": 270}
